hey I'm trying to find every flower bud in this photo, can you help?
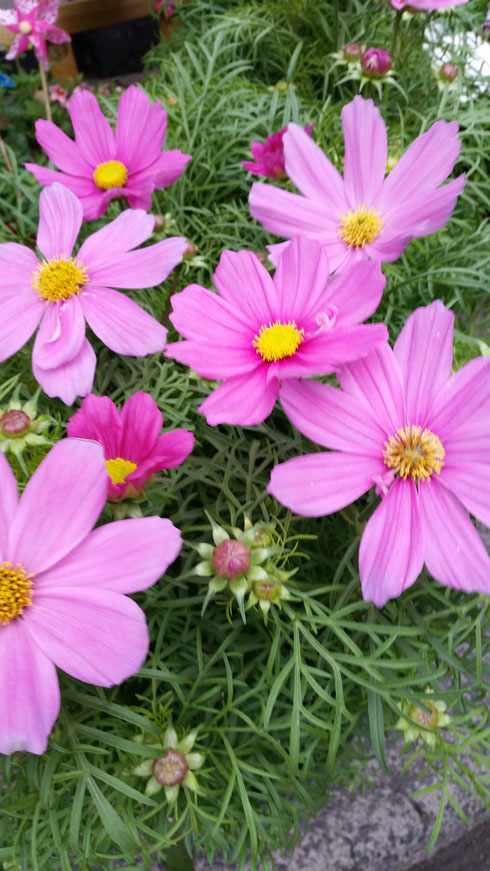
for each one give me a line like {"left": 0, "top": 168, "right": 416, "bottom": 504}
{"left": 343, "top": 42, "right": 362, "bottom": 61}
{"left": 0, "top": 410, "right": 30, "bottom": 436}
{"left": 152, "top": 214, "right": 166, "bottom": 230}
{"left": 152, "top": 749, "right": 189, "bottom": 786}
{"left": 439, "top": 62, "right": 458, "bottom": 82}
{"left": 211, "top": 539, "right": 251, "bottom": 579}
{"left": 166, "top": 95, "right": 179, "bottom": 106}
{"left": 183, "top": 241, "right": 196, "bottom": 260}
{"left": 361, "top": 47, "right": 392, "bottom": 78}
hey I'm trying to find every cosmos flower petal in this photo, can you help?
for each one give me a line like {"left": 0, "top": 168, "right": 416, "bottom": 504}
{"left": 32, "top": 297, "right": 85, "bottom": 369}
{"left": 213, "top": 249, "right": 277, "bottom": 324}
{"left": 78, "top": 209, "right": 155, "bottom": 268}
{"left": 0, "top": 452, "right": 18, "bottom": 560}
{"left": 167, "top": 284, "right": 253, "bottom": 346}
{"left": 393, "top": 300, "right": 454, "bottom": 426}
{"left": 81, "top": 287, "right": 167, "bottom": 355}
{"left": 273, "top": 234, "right": 331, "bottom": 321}
{"left": 69, "top": 89, "right": 116, "bottom": 166}
{"left": 279, "top": 380, "right": 385, "bottom": 455}
{"left": 24, "top": 164, "right": 107, "bottom": 220}
{"left": 272, "top": 323, "right": 388, "bottom": 380}
{"left": 8, "top": 439, "right": 107, "bottom": 574}
{"left": 0, "top": 620, "right": 60, "bottom": 756}
{"left": 268, "top": 452, "right": 385, "bottom": 516}
{"left": 342, "top": 96, "right": 387, "bottom": 207}
{"left": 165, "top": 338, "right": 258, "bottom": 380}
{"left": 359, "top": 478, "right": 425, "bottom": 607}
{"left": 440, "top": 463, "right": 490, "bottom": 528}
{"left": 383, "top": 175, "right": 465, "bottom": 239}
{"left": 0, "top": 287, "right": 44, "bottom": 363}
{"left": 85, "top": 236, "right": 188, "bottom": 289}
{"left": 380, "top": 120, "right": 461, "bottom": 209}
{"left": 34, "top": 517, "right": 182, "bottom": 593}
{"left": 119, "top": 391, "right": 164, "bottom": 457}
{"left": 418, "top": 478, "right": 490, "bottom": 593}
{"left": 23, "top": 588, "right": 149, "bottom": 687}
{"left": 115, "top": 85, "right": 167, "bottom": 170}
{"left": 326, "top": 260, "right": 386, "bottom": 324}
{"left": 32, "top": 119, "right": 92, "bottom": 176}
{"left": 36, "top": 183, "right": 83, "bottom": 261}
{"left": 337, "top": 343, "right": 405, "bottom": 435}
{"left": 199, "top": 368, "right": 278, "bottom": 426}
{"left": 283, "top": 123, "right": 346, "bottom": 209}
{"left": 67, "top": 393, "right": 122, "bottom": 456}
{"left": 249, "top": 182, "right": 336, "bottom": 238}
{"left": 429, "top": 357, "right": 490, "bottom": 459}
{"left": 150, "top": 431, "right": 195, "bottom": 469}
{"left": 33, "top": 338, "right": 96, "bottom": 405}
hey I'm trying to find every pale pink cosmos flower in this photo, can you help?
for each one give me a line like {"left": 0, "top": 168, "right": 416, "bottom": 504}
{"left": 268, "top": 301, "right": 490, "bottom": 607}
{"left": 243, "top": 125, "right": 313, "bottom": 180}
{"left": 391, "top": 0, "right": 468, "bottom": 10}
{"left": 49, "top": 83, "right": 68, "bottom": 108}
{"left": 25, "top": 84, "right": 191, "bottom": 220}
{"left": 0, "top": 183, "right": 187, "bottom": 406}
{"left": 67, "top": 391, "right": 194, "bottom": 502}
{"left": 0, "top": 0, "right": 70, "bottom": 69}
{"left": 165, "top": 234, "right": 387, "bottom": 426}
{"left": 249, "top": 95, "right": 465, "bottom": 272}
{"left": 0, "top": 438, "right": 182, "bottom": 755}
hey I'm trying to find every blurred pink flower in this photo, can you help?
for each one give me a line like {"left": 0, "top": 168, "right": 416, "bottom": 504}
{"left": 0, "top": 438, "right": 182, "bottom": 755}
{"left": 0, "top": 183, "right": 187, "bottom": 405}
{"left": 269, "top": 301, "right": 490, "bottom": 607}
{"left": 165, "top": 234, "right": 387, "bottom": 426}
{"left": 25, "top": 84, "right": 191, "bottom": 220}
{"left": 156, "top": 0, "right": 177, "bottom": 14}
{"left": 0, "top": 0, "right": 70, "bottom": 69}
{"left": 49, "top": 83, "right": 68, "bottom": 108}
{"left": 243, "top": 125, "right": 313, "bottom": 180}
{"left": 67, "top": 392, "right": 194, "bottom": 501}
{"left": 249, "top": 95, "right": 464, "bottom": 272}
{"left": 391, "top": 0, "right": 468, "bottom": 10}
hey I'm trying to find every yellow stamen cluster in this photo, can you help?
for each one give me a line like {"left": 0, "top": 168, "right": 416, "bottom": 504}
{"left": 0, "top": 563, "right": 33, "bottom": 626}
{"left": 339, "top": 206, "right": 384, "bottom": 248}
{"left": 253, "top": 320, "right": 304, "bottom": 362}
{"left": 32, "top": 257, "right": 89, "bottom": 302}
{"left": 383, "top": 425, "right": 445, "bottom": 483}
{"left": 93, "top": 160, "right": 128, "bottom": 190}
{"left": 106, "top": 457, "right": 137, "bottom": 485}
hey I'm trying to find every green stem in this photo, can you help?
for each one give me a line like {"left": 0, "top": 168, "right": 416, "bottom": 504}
{"left": 390, "top": 10, "right": 402, "bottom": 60}
{"left": 38, "top": 61, "right": 52, "bottom": 122}
{"left": 333, "top": 0, "right": 340, "bottom": 51}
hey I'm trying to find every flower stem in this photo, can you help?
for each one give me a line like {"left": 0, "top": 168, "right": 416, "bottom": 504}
{"left": 390, "top": 10, "right": 402, "bottom": 60}
{"left": 38, "top": 61, "right": 52, "bottom": 122}
{"left": 0, "top": 134, "right": 13, "bottom": 173}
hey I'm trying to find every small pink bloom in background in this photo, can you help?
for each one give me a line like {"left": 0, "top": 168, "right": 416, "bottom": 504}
{"left": 268, "top": 301, "right": 490, "bottom": 607}
{"left": 49, "top": 83, "right": 68, "bottom": 108}
{"left": 343, "top": 42, "right": 362, "bottom": 61}
{"left": 0, "top": 0, "right": 71, "bottom": 69}
{"left": 165, "top": 234, "right": 387, "bottom": 426}
{"left": 0, "top": 183, "right": 187, "bottom": 405}
{"left": 67, "top": 392, "right": 194, "bottom": 502}
{"left": 156, "top": 0, "right": 177, "bottom": 15}
{"left": 25, "top": 84, "right": 191, "bottom": 220}
{"left": 391, "top": 0, "right": 468, "bottom": 10}
{"left": 243, "top": 125, "right": 313, "bottom": 180}
{"left": 249, "top": 95, "right": 464, "bottom": 272}
{"left": 0, "top": 439, "right": 182, "bottom": 755}
{"left": 360, "top": 48, "right": 392, "bottom": 77}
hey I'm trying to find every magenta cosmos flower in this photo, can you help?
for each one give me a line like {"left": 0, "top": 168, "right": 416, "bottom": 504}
{"left": 0, "top": 0, "right": 70, "bottom": 69}
{"left": 243, "top": 125, "right": 313, "bottom": 180}
{"left": 0, "top": 183, "right": 187, "bottom": 406}
{"left": 269, "top": 301, "right": 490, "bottom": 607}
{"left": 0, "top": 438, "right": 182, "bottom": 755}
{"left": 391, "top": 0, "right": 468, "bottom": 10}
{"left": 165, "top": 234, "right": 387, "bottom": 426}
{"left": 67, "top": 391, "right": 195, "bottom": 501}
{"left": 249, "top": 96, "right": 464, "bottom": 272}
{"left": 25, "top": 84, "right": 191, "bottom": 220}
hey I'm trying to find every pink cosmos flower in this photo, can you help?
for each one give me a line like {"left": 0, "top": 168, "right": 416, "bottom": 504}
{"left": 49, "top": 83, "right": 68, "bottom": 108}
{"left": 25, "top": 84, "right": 191, "bottom": 220}
{"left": 0, "top": 183, "right": 187, "bottom": 406}
{"left": 391, "top": 0, "right": 468, "bottom": 10}
{"left": 0, "top": 0, "right": 70, "bottom": 70}
{"left": 67, "top": 392, "right": 194, "bottom": 502}
{"left": 242, "top": 125, "right": 313, "bottom": 180}
{"left": 0, "top": 438, "right": 182, "bottom": 755}
{"left": 268, "top": 301, "right": 490, "bottom": 607}
{"left": 249, "top": 96, "right": 464, "bottom": 272}
{"left": 164, "top": 234, "right": 387, "bottom": 426}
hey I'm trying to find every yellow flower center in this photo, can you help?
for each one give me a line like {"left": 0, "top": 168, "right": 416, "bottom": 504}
{"left": 253, "top": 320, "right": 304, "bottom": 363}
{"left": 0, "top": 563, "right": 33, "bottom": 626}
{"left": 93, "top": 160, "right": 128, "bottom": 190}
{"left": 32, "top": 257, "right": 89, "bottom": 302}
{"left": 408, "top": 702, "right": 439, "bottom": 730}
{"left": 106, "top": 457, "right": 137, "bottom": 485}
{"left": 383, "top": 425, "right": 445, "bottom": 483}
{"left": 339, "top": 206, "right": 384, "bottom": 248}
